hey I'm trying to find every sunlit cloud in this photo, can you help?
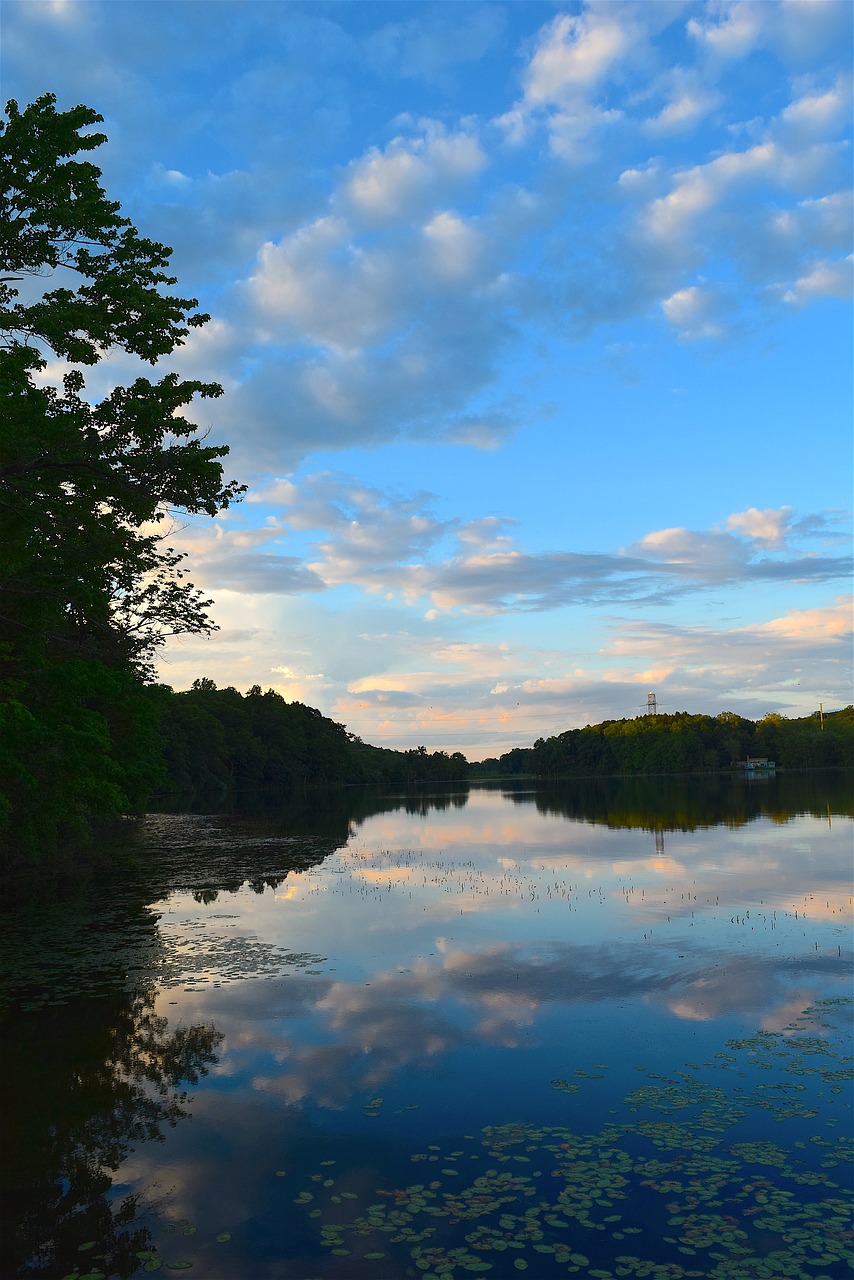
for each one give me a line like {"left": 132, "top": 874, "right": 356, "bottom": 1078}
{"left": 724, "top": 506, "right": 795, "bottom": 548}
{"left": 343, "top": 124, "right": 487, "bottom": 224}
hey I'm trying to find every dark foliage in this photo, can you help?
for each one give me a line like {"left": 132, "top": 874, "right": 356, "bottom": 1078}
{"left": 155, "top": 680, "right": 471, "bottom": 799}
{"left": 1, "top": 986, "right": 220, "bottom": 1278}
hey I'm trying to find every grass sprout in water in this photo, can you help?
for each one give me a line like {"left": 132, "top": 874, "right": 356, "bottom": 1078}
{"left": 293, "top": 1003, "right": 852, "bottom": 1280}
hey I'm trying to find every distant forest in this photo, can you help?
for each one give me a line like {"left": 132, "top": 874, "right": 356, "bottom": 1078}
{"left": 472, "top": 706, "right": 854, "bottom": 779}
{"left": 158, "top": 689, "right": 851, "bottom": 798}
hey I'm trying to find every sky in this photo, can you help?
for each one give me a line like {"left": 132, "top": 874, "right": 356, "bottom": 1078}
{"left": 4, "top": 0, "right": 852, "bottom": 758}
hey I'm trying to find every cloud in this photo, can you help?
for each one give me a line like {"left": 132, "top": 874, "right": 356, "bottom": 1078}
{"left": 688, "top": 1, "right": 853, "bottom": 66}
{"left": 524, "top": 11, "right": 631, "bottom": 100}
{"left": 174, "top": 479, "right": 852, "bottom": 620}
{"left": 660, "top": 284, "right": 729, "bottom": 339}
{"left": 687, "top": 1, "right": 765, "bottom": 59}
{"left": 600, "top": 596, "right": 853, "bottom": 714}
{"left": 423, "top": 210, "right": 484, "bottom": 282}
{"left": 497, "top": 8, "right": 639, "bottom": 158}
{"left": 419, "top": 513, "right": 850, "bottom": 613}
{"left": 752, "top": 597, "right": 852, "bottom": 640}
{"left": 643, "top": 67, "right": 721, "bottom": 136}
{"left": 342, "top": 124, "right": 487, "bottom": 224}
{"left": 762, "top": 191, "right": 853, "bottom": 284}
{"left": 781, "top": 254, "right": 853, "bottom": 305}
{"left": 725, "top": 506, "right": 795, "bottom": 548}
{"left": 156, "top": 581, "right": 853, "bottom": 756}
{"left": 259, "top": 472, "right": 451, "bottom": 586}
{"left": 157, "top": 479, "right": 852, "bottom": 752}
{"left": 208, "top": 118, "right": 522, "bottom": 469}
{"left": 779, "top": 76, "right": 854, "bottom": 139}
{"left": 642, "top": 142, "right": 781, "bottom": 248}
{"left": 191, "top": 553, "right": 327, "bottom": 596}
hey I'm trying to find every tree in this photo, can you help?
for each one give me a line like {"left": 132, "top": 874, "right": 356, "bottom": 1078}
{"left": 1, "top": 93, "right": 244, "bottom": 675}
{"left": 0, "top": 95, "right": 243, "bottom": 857}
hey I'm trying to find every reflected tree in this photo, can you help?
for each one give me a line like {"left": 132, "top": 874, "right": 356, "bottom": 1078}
{"left": 1, "top": 989, "right": 221, "bottom": 1278}
{"left": 511, "top": 770, "right": 854, "bottom": 830}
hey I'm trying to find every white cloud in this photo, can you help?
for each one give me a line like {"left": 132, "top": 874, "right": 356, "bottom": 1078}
{"left": 644, "top": 89, "right": 715, "bottom": 136}
{"left": 781, "top": 254, "right": 853, "bottom": 305}
{"left": 643, "top": 66, "right": 721, "bottom": 137}
{"left": 780, "top": 76, "right": 853, "bottom": 138}
{"left": 246, "top": 217, "right": 402, "bottom": 354}
{"left": 247, "top": 478, "right": 299, "bottom": 507}
{"left": 325, "top": 590, "right": 853, "bottom": 751}
{"left": 33, "top": 0, "right": 842, "bottom": 476}
{"left": 497, "top": 7, "right": 640, "bottom": 159}
{"left": 601, "top": 596, "right": 853, "bottom": 715}
{"left": 521, "top": 11, "right": 632, "bottom": 103}
{"left": 156, "top": 569, "right": 853, "bottom": 755}
{"left": 768, "top": 192, "right": 853, "bottom": 261}
{"left": 660, "top": 284, "right": 728, "bottom": 339}
{"left": 423, "top": 211, "right": 483, "bottom": 282}
{"left": 687, "top": 2, "right": 764, "bottom": 59}
{"left": 686, "top": 1, "right": 852, "bottom": 65}
{"left": 643, "top": 143, "right": 780, "bottom": 246}
{"left": 631, "top": 525, "right": 751, "bottom": 580}
{"left": 150, "top": 161, "right": 192, "bottom": 187}
{"left": 725, "top": 506, "right": 795, "bottom": 548}
{"left": 544, "top": 102, "right": 624, "bottom": 163}
{"left": 752, "top": 596, "right": 852, "bottom": 640}
{"left": 343, "top": 125, "right": 486, "bottom": 224}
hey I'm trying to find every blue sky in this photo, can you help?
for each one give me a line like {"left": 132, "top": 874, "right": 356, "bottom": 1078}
{"left": 5, "top": 0, "right": 852, "bottom": 756}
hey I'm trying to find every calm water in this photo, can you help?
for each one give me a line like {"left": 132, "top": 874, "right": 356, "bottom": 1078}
{"left": 2, "top": 775, "right": 852, "bottom": 1280}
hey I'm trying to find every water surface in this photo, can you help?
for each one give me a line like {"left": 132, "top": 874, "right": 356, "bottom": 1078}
{"left": 2, "top": 774, "right": 851, "bottom": 1279}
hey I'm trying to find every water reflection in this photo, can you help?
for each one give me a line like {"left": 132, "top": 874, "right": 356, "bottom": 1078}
{"left": 507, "top": 770, "right": 853, "bottom": 828}
{"left": 2, "top": 773, "right": 851, "bottom": 1279}
{"left": 131, "top": 778, "right": 851, "bottom": 1149}
{"left": 1, "top": 988, "right": 221, "bottom": 1279}
{"left": 154, "top": 769, "right": 854, "bottom": 840}
{"left": 155, "top": 938, "right": 844, "bottom": 1123}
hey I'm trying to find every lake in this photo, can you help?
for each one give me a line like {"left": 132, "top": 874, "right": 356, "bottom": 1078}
{"left": 2, "top": 773, "right": 852, "bottom": 1280}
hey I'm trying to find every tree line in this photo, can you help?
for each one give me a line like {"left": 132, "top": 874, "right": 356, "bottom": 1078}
{"left": 472, "top": 707, "right": 854, "bottom": 779}
{"left": 158, "top": 678, "right": 470, "bottom": 795}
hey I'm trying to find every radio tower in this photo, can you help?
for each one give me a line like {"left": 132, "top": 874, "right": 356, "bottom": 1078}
{"left": 647, "top": 691, "right": 657, "bottom": 716}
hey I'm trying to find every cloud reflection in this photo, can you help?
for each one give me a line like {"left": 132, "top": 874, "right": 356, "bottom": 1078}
{"left": 175, "top": 936, "right": 849, "bottom": 1120}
